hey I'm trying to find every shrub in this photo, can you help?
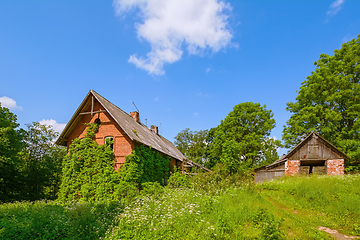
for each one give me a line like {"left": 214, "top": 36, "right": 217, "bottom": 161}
{"left": 141, "top": 182, "right": 164, "bottom": 197}
{"left": 167, "top": 172, "right": 190, "bottom": 188}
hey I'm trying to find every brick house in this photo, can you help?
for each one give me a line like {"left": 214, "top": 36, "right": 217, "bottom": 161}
{"left": 55, "top": 90, "right": 207, "bottom": 172}
{"left": 254, "top": 132, "right": 348, "bottom": 183}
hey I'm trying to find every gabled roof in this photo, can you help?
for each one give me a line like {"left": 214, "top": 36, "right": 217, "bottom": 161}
{"left": 283, "top": 132, "right": 349, "bottom": 160}
{"left": 254, "top": 132, "right": 349, "bottom": 172}
{"left": 56, "top": 90, "right": 185, "bottom": 162}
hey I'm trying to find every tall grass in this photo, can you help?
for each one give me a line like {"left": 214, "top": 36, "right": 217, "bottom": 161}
{"left": 105, "top": 187, "right": 285, "bottom": 239}
{"left": 0, "top": 200, "right": 123, "bottom": 240}
{"left": 1, "top": 174, "right": 360, "bottom": 239}
{"left": 259, "top": 175, "right": 360, "bottom": 235}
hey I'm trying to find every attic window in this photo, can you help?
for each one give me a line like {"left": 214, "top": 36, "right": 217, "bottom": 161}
{"left": 94, "top": 118, "right": 101, "bottom": 125}
{"left": 105, "top": 136, "right": 114, "bottom": 151}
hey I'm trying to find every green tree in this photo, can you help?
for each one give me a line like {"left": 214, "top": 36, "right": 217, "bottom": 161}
{"left": 0, "top": 104, "right": 25, "bottom": 202}
{"left": 174, "top": 128, "right": 208, "bottom": 165}
{"left": 207, "top": 102, "right": 281, "bottom": 171}
{"left": 18, "top": 122, "right": 66, "bottom": 200}
{"left": 283, "top": 34, "right": 360, "bottom": 171}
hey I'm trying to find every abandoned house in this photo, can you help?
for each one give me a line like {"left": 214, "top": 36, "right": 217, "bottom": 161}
{"left": 254, "top": 132, "right": 348, "bottom": 183}
{"left": 55, "top": 90, "right": 208, "bottom": 173}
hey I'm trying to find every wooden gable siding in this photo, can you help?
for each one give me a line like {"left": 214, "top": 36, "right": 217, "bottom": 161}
{"left": 288, "top": 135, "right": 342, "bottom": 160}
{"left": 67, "top": 98, "right": 134, "bottom": 170}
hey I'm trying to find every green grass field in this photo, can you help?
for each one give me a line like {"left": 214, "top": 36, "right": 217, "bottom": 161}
{"left": 1, "top": 174, "right": 360, "bottom": 239}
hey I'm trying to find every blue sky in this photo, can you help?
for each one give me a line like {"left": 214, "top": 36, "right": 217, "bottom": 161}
{"left": 1, "top": 0, "right": 360, "bottom": 154}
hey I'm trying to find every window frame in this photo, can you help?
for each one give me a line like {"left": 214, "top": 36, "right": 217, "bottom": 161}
{"left": 105, "top": 136, "right": 114, "bottom": 151}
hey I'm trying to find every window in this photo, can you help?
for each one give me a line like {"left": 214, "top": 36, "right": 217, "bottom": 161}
{"left": 105, "top": 136, "right": 114, "bottom": 151}
{"left": 95, "top": 118, "right": 101, "bottom": 125}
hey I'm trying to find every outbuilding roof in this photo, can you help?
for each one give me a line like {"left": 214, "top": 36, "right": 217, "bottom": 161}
{"left": 254, "top": 132, "right": 349, "bottom": 172}
{"left": 56, "top": 90, "right": 185, "bottom": 162}
{"left": 283, "top": 132, "right": 349, "bottom": 160}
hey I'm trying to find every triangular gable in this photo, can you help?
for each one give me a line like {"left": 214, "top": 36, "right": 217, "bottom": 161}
{"left": 255, "top": 132, "right": 349, "bottom": 172}
{"left": 284, "top": 132, "right": 349, "bottom": 160}
{"left": 56, "top": 90, "right": 185, "bottom": 162}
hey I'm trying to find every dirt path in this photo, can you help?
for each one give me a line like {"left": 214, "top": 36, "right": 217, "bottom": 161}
{"left": 318, "top": 227, "right": 359, "bottom": 240}
{"left": 264, "top": 194, "right": 360, "bottom": 239}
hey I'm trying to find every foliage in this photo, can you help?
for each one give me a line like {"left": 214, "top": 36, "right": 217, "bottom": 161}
{"left": 167, "top": 171, "right": 191, "bottom": 188}
{"left": 283, "top": 34, "right": 360, "bottom": 171}
{"left": 207, "top": 102, "right": 281, "bottom": 170}
{"left": 140, "top": 182, "right": 164, "bottom": 197}
{"left": 0, "top": 104, "right": 66, "bottom": 202}
{"left": 58, "top": 124, "right": 171, "bottom": 202}
{"left": 18, "top": 122, "right": 66, "bottom": 200}
{"left": 58, "top": 124, "right": 120, "bottom": 202}
{"left": 174, "top": 128, "right": 208, "bottom": 165}
{"left": 0, "top": 200, "right": 123, "bottom": 240}
{"left": 190, "top": 163, "right": 253, "bottom": 194}
{"left": 3, "top": 175, "right": 360, "bottom": 239}
{"left": 0, "top": 104, "right": 25, "bottom": 202}
{"left": 123, "top": 144, "right": 170, "bottom": 188}
{"left": 104, "top": 185, "right": 282, "bottom": 239}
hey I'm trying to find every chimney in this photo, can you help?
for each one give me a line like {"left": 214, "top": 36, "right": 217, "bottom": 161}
{"left": 130, "top": 111, "right": 140, "bottom": 123}
{"left": 151, "top": 125, "right": 158, "bottom": 134}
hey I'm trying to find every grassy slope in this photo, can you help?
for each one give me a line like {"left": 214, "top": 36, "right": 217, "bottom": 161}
{"left": 1, "top": 175, "right": 360, "bottom": 239}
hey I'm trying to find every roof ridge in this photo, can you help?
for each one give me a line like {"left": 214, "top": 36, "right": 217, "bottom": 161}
{"left": 89, "top": 90, "right": 185, "bottom": 162}
{"left": 90, "top": 90, "right": 135, "bottom": 120}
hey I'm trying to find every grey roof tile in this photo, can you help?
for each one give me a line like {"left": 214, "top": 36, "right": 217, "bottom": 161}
{"left": 56, "top": 90, "right": 185, "bottom": 162}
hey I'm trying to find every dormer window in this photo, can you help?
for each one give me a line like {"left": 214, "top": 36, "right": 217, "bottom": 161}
{"left": 105, "top": 136, "right": 114, "bottom": 151}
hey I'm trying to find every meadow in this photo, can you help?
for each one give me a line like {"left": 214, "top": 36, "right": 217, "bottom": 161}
{"left": 1, "top": 174, "right": 360, "bottom": 239}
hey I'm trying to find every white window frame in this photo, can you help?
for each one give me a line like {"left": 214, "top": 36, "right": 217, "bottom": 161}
{"left": 105, "top": 136, "right": 114, "bottom": 151}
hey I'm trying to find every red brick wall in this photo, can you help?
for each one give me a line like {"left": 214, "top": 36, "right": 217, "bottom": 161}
{"left": 327, "top": 159, "right": 344, "bottom": 175}
{"left": 285, "top": 160, "right": 300, "bottom": 176}
{"left": 67, "top": 99, "right": 134, "bottom": 170}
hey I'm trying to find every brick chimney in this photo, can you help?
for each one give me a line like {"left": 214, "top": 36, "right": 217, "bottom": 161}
{"left": 151, "top": 125, "right": 158, "bottom": 134}
{"left": 130, "top": 111, "right": 140, "bottom": 123}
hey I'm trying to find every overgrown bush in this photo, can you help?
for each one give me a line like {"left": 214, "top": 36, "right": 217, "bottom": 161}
{"left": 58, "top": 124, "right": 121, "bottom": 202}
{"left": 59, "top": 124, "right": 173, "bottom": 203}
{"left": 141, "top": 182, "right": 164, "bottom": 197}
{"left": 167, "top": 172, "right": 191, "bottom": 188}
{"left": 189, "top": 164, "right": 253, "bottom": 194}
{"left": 124, "top": 144, "right": 170, "bottom": 188}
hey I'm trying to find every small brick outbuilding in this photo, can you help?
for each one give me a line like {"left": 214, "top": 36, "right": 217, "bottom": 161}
{"left": 254, "top": 132, "right": 349, "bottom": 183}
{"left": 55, "top": 90, "right": 207, "bottom": 172}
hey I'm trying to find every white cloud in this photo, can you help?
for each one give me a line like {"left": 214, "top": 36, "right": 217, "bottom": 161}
{"left": 327, "top": 0, "right": 345, "bottom": 16}
{"left": 193, "top": 112, "right": 199, "bottom": 117}
{"left": 0, "top": 96, "right": 22, "bottom": 110}
{"left": 39, "top": 119, "right": 66, "bottom": 134}
{"left": 154, "top": 97, "right": 159, "bottom": 101}
{"left": 206, "top": 68, "right": 211, "bottom": 73}
{"left": 114, "top": 0, "right": 234, "bottom": 75}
